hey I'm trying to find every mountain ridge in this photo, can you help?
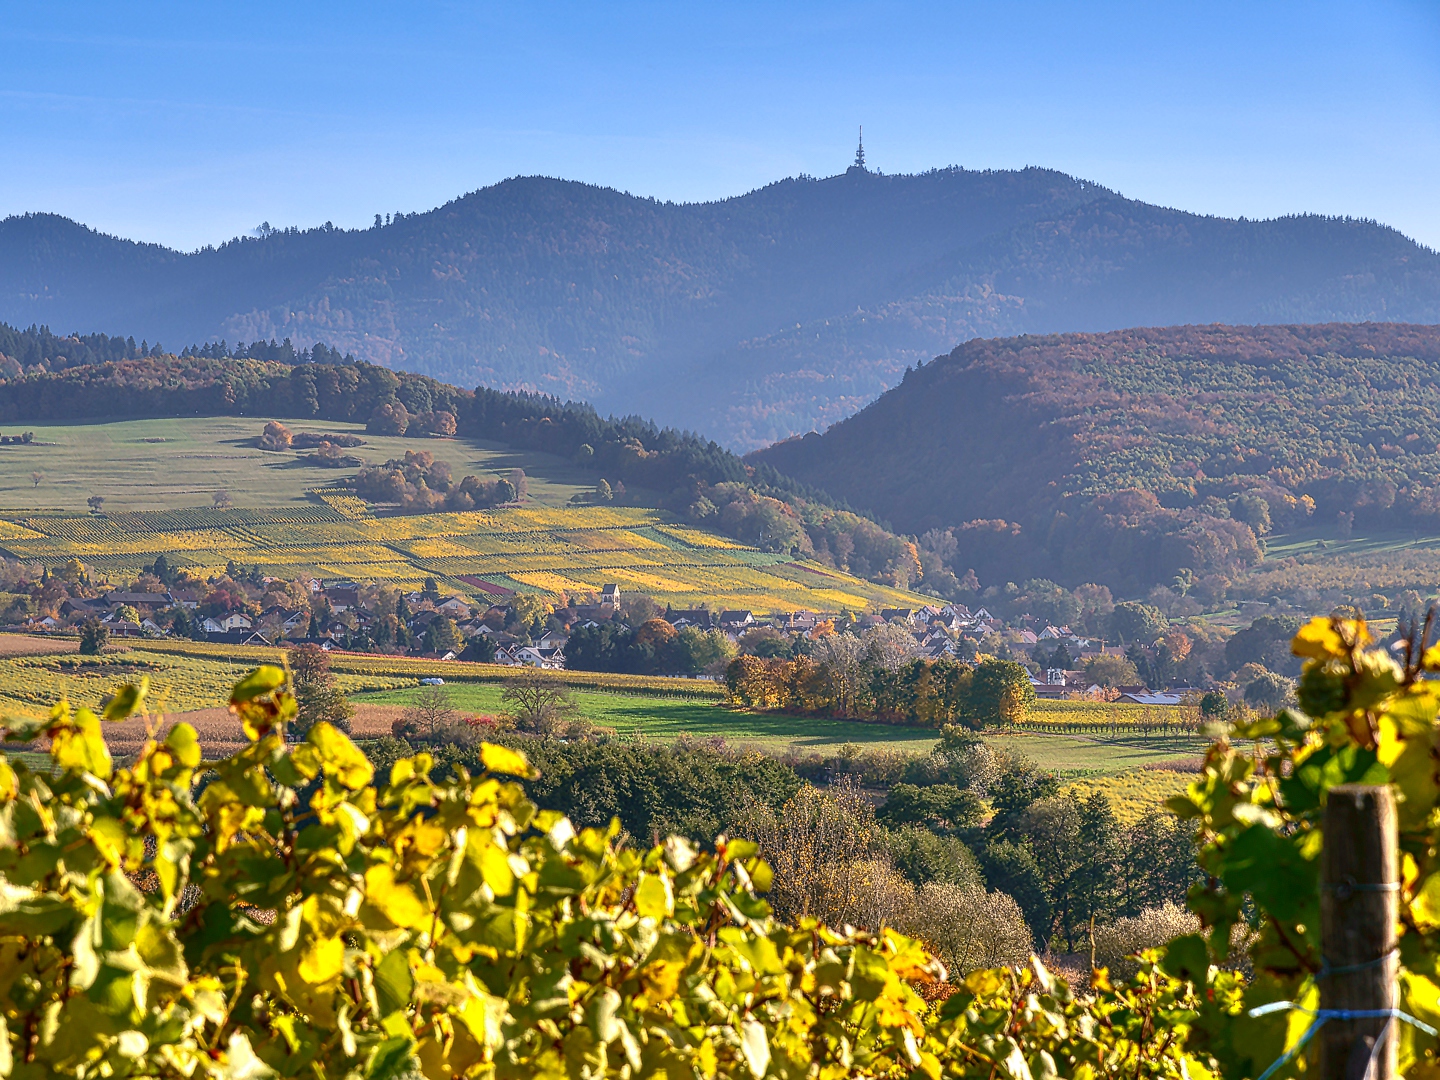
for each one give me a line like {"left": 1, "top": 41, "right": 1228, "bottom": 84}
{"left": 3, "top": 166, "right": 1438, "bottom": 448}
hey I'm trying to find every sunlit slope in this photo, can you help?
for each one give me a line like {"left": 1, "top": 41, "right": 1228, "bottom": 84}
{"left": 0, "top": 502, "right": 921, "bottom": 611}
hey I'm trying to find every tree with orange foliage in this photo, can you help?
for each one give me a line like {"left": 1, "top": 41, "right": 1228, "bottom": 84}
{"left": 634, "top": 617, "right": 677, "bottom": 650}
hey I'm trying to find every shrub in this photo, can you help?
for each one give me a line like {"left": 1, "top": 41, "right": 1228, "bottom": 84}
{"left": 907, "top": 882, "right": 1034, "bottom": 975}
{"left": 258, "top": 419, "right": 292, "bottom": 450}
{"left": 1093, "top": 902, "right": 1200, "bottom": 978}
{"left": 500, "top": 668, "right": 586, "bottom": 736}
{"left": 78, "top": 617, "right": 108, "bottom": 655}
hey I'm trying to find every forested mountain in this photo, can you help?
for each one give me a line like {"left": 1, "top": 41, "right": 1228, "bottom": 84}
{"left": 750, "top": 323, "right": 1440, "bottom": 594}
{"left": 3, "top": 166, "right": 1439, "bottom": 448}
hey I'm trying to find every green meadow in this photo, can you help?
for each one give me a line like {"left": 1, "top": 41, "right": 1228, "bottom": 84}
{"left": 0, "top": 415, "right": 597, "bottom": 513}
{"left": 357, "top": 684, "right": 1206, "bottom": 771}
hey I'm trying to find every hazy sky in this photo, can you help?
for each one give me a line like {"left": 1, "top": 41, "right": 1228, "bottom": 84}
{"left": 2, "top": 1, "right": 1437, "bottom": 251}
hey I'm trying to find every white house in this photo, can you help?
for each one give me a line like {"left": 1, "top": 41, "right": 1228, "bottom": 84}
{"left": 202, "top": 612, "right": 254, "bottom": 634}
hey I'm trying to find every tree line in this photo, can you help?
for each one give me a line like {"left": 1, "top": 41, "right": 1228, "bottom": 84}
{"left": 724, "top": 644, "right": 1035, "bottom": 727}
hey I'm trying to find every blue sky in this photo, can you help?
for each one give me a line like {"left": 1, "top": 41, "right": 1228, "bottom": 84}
{"left": 2, "top": 1, "right": 1437, "bottom": 251}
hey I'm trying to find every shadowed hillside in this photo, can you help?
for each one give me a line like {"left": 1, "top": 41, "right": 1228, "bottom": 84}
{"left": 750, "top": 322, "right": 1440, "bottom": 595}
{"left": 2, "top": 167, "right": 1439, "bottom": 448}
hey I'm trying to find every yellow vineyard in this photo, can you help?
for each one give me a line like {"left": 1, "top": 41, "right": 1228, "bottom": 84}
{"left": 0, "top": 502, "right": 923, "bottom": 611}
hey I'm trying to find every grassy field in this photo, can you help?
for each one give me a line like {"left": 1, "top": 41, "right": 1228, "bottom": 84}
{"left": 0, "top": 635, "right": 1209, "bottom": 771}
{"left": 1063, "top": 770, "right": 1194, "bottom": 825}
{"left": 353, "top": 682, "right": 944, "bottom": 754}
{"left": 0, "top": 416, "right": 598, "bottom": 512}
{"left": 357, "top": 682, "right": 1208, "bottom": 770}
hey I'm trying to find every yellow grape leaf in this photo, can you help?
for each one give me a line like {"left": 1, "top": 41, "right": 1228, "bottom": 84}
{"left": 307, "top": 722, "right": 374, "bottom": 789}
{"left": 874, "top": 978, "right": 923, "bottom": 1032}
{"left": 480, "top": 742, "right": 531, "bottom": 777}
{"left": 163, "top": 723, "right": 202, "bottom": 769}
{"left": 1413, "top": 873, "right": 1440, "bottom": 930}
{"left": 1377, "top": 714, "right": 1440, "bottom": 830}
{"left": 88, "top": 816, "right": 128, "bottom": 867}
{"left": 298, "top": 934, "right": 345, "bottom": 984}
{"left": 52, "top": 707, "right": 112, "bottom": 780}
{"left": 635, "top": 873, "right": 673, "bottom": 920}
{"left": 365, "top": 863, "right": 429, "bottom": 929}
{"left": 0, "top": 759, "right": 17, "bottom": 801}
{"left": 477, "top": 841, "right": 516, "bottom": 897}
{"left": 1292, "top": 617, "right": 1349, "bottom": 660}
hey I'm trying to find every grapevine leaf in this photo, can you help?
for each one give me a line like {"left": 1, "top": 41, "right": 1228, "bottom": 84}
{"left": 101, "top": 679, "right": 146, "bottom": 722}
{"left": 163, "top": 722, "right": 202, "bottom": 769}
{"left": 634, "top": 873, "right": 673, "bottom": 920}
{"left": 51, "top": 706, "right": 111, "bottom": 780}
{"left": 479, "top": 742, "right": 531, "bottom": 777}
{"left": 1291, "top": 617, "right": 1349, "bottom": 660}
{"left": 306, "top": 722, "right": 373, "bottom": 789}
{"left": 364, "top": 864, "right": 429, "bottom": 930}
{"left": 1161, "top": 934, "right": 1210, "bottom": 984}
{"left": 741, "top": 1017, "right": 771, "bottom": 1080}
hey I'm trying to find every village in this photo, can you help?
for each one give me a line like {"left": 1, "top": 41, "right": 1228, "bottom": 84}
{"left": 11, "top": 561, "right": 1190, "bottom": 702}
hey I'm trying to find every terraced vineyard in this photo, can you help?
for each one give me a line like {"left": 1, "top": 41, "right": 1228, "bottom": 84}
{"left": 0, "top": 502, "right": 922, "bottom": 610}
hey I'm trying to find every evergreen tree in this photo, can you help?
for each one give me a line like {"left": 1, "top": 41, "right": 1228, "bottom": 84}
{"left": 423, "top": 616, "right": 461, "bottom": 655}
{"left": 287, "top": 643, "right": 353, "bottom": 736}
{"left": 78, "top": 619, "right": 108, "bottom": 656}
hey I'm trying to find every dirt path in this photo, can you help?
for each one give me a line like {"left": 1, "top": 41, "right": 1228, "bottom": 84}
{"left": 102, "top": 703, "right": 409, "bottom": 757}
{"left": 0, "top": 633, "right": 77, "bottom": 657}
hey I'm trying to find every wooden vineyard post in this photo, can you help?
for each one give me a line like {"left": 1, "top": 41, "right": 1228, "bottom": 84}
{"left": 1320, "top": 784, "right": 1399, "bottom": 1080}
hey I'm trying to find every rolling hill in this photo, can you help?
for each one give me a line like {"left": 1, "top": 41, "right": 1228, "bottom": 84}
{"left": 0, "top": 415, "right": 920, "bottom": 612}
{"left": 749, "top": 322, "right": 1440, "bottom": 597}
{"left": 3, "top": 165, "right": 1439, "bottom": 449}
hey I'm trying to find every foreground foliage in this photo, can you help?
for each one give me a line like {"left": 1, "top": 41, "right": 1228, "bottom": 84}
{"left": 0, "top": 666, "right": 1219, "bottom": 1078}
{"left": 1170, "top": 615, "right": 1440, "bottom": 1077}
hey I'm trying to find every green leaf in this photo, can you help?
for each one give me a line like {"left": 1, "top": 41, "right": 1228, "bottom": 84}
{"left": 1222, "top": 823, "right": 1318, "bottom": 923}
{"left": 162, "top": 723, "right": 201, "bottom": 768}
{"left": 230, "top": 666, "right": 287, "bottom": 702}
{"left": 101, "top": 680, "right": 147, "bottom": 722}
{"left": 1278, "top": 743, "right": 1384, "bottom": 814}
{"left": 367, "top": 1034, "right": 416, "bottom": 1080}
{"left": 374, "top": 949, "right": 414, "bottom": 1016}
{"left": 1161, "top": 934, "right": 1210, "bottom": 983}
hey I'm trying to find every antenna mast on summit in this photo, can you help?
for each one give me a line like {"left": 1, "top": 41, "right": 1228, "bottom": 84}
{"left": 854, "top": 126, "right": 866, "bottom": 171}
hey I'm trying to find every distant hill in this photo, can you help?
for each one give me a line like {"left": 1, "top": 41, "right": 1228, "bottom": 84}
{"left": 749, "top": 322, "right": 1440, "bottom": 595}
{"left": 2, "top": 167, "right": 1439, "bottom": 448}
{"left": 0, "top": 351, "right": 936, "bottom": 593}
